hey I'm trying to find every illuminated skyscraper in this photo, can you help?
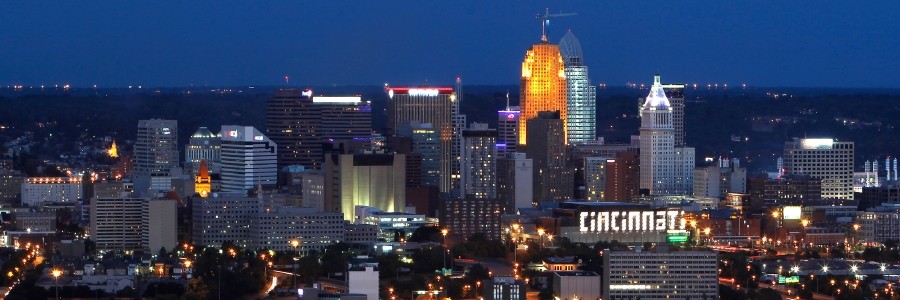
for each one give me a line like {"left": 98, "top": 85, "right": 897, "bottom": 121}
{"left": 519, "top": 38, "right": 567, "bottom": 145}
{"left": 386, "top": 87, "right": 459, "bottom": 193}
{"left": 220, "top": 125, "right": 278, "bottom": 193}
{"left": 559, "top": 30, "right": 596, "bottom": 144}
{"left": 662, "top": 83, "right": 686, "bottom": 147}
{"left": 783, "top": 138, "right": 854, "bottom": 200}
{"left": 639, "top": 75, "right": 694, "bottom": 196}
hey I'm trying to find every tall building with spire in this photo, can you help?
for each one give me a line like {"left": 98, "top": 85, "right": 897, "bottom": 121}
{"left": 194, "top": 160, "right": 212, "bottom": 198}
{"left": 639, "top": 75, "right": 694, "bottom": 196}
{"left": 559, "top": 30, "right": 596, "bottom": 144}
{"left": 519, "top": 29, "right": 568, "bottom": 145}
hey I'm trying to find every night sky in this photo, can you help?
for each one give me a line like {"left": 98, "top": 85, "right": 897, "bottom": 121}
{"left": 2, "top": 1, "right": 898, "bottom": 88}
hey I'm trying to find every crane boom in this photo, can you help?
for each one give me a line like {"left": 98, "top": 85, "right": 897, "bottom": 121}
{"left": 536, "top": 8, "right": 577, "bottom": 42}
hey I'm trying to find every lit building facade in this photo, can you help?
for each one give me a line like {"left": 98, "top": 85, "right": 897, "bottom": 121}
{"left": 639, "top": 75, "right": 694, "bottom": 196}
{"left": 584, "top": 157, "right": 609, "bottom": 201}
{"left": 90, "top": 196, "right": 144, "bottom": 252}
{"left": 440, "top": 195, "right": 502, "bottom": 240}
{"left": 142, "top": 198, "right": 178, "bottom": 253}
{"left": 663, "top": 83, "right": 686, "bottom": 147}
{"left": 460, "top": 123, "right": 497, "bottom": 199}
{"left": 252, "top": 206, "right": 345, "bottom": 253}
{"left": 192, "top": 193, "right": 259, "bottom": 249}
{"left": 323, "top": 152, "right": 406, "bottom": 221}
{"left": 397, "top": 122, "right": 441, "bottom": 188}
{"left": 220, "top": 125, "right": 278, "bottom": 193}
{"left": 519, "top": 41, "right": 567, "bottom": 145}
{"left": 559, "top": 31, "right": 596, "bottom": 144}
{"left": 194, "top": 160, "right": 212, "bottom": 198}
{"left": 21, "top": 177, "right": 82, "bottom": 206}
{"left": 483, "top": 277, "right": 526, "bottom": 300}
{"left": 783, "top": 138, "right": 855, "bottom": 200}
{"left": 603, "top": 247, "right": 718, "bottom": 300}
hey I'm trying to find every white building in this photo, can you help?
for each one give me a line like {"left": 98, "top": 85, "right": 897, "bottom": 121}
{"left": 497, "top": 153, "right": 533, "bottom": 213}
{"left": 348, "top": 259, "right": 379, "bottom": 300}
{"left": 783, "top": 138, "right": 855, "bottom": 200}
{"left": 220, "top": 125, "right": 278, "bottom": 193}
{"left": 552, "top": 271, "right": 601, "bottom": 300}
{"left": 142, "top": 198, "right": 178, "bottom": 254}
{"left": 858, "top": 204, "right": 900, "bottom": 245}
{"left": 21, "top": 177, "right": 82, "bottom": 206}
{"left": 559, "top": 31, "right": 597, "bottom": 144}
{"left": 694, "top": 158, "right": 747, "bottom": 199}
{"left": 603, "top": 247, "right": 718, "bottom": 300}
{"left": 90, "top": 196, "right": 143, "bottom": 252}
{"left": 639, "top": 75, "right": 694, "bottom": 196}
{"left": 460, "top": 123, "right": 497, "bottom": 199}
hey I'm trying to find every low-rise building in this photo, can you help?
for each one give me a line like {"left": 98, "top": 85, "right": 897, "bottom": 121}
{"left": 602, "top": 246, "right": 717, "bottom": 300}
{"left": 483, "top": 276, "right": 526, "bottom": 300}
{"left": 552, "top": 271, "right": 601, "bottom": 300}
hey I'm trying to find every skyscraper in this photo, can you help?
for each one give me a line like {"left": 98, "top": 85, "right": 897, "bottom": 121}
{"left": 460, "top": 123, "right": 497, "bottom": 199}
{"left": 783, "top": 138, "right": 855, "bottom": 200}
{"left": 386, "top": 87, "right": 457, "bottom": 193}
{"left": 559, "top": 30, "right": 596, "bottom": 144}
{"left": 525, "top": 111, "right": 573, "bottom": 201}
{"left": 266, "top": 90, "right": 374, "bottom": 170}
{"left": 640, "top": 75, "right": 695, "bottom": 196}
{"left": 134, "top": 119, "right": 178, "bottom": 196}
{"left": 220, "top": 125, "right": 278, "bottom": 193}
{"left": 185, "top": 127, "right": 221, "bottom": 173}
{"left": 663, "top": 83, "right": 687, "bottom": 147}
{"left": 266, "top": 89, "right": 317, "bottom": 169}
{"left": 605, "top": 151, "right": 640, "bottom": 202}
{"left": 397, "top": 122, "right": 441, "bottom": 188}
{"left": 323, "top": 151, "right": 406, "bottom": 221}
{"left": 584, "top": 157, "right": 608, "bottom": 201}
{"left": 519, "top": 37, "right": 568, "bottom": 145}
{"left": 452, "top": 78, "right": 468, "bottom": 193}
{"left": 497, "top": 107, "right": 520, "bottom": 158}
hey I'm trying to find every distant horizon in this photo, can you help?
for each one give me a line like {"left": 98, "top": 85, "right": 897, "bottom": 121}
{"left": 2, "top": 1, "right": 898, "bottom": 89}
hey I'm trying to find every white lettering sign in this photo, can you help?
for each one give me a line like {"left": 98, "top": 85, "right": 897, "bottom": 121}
{"left": 580, "top": 210, "right": 684, "bottom": 233}
{"left": 408, "top": 88, "right": 440, "bottom": 96}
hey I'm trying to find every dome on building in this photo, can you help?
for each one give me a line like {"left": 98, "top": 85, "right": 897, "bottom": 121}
{"left": 191, "top": 127, "right": 219, "bottom": 138}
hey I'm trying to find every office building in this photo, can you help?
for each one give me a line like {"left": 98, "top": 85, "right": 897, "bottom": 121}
{"left": 355, "top": 206, "right": 429, "bottom": 242}
{"left": 858, "top": 181, "right": 900, "bottom": 210}
{"left": 519, "top": 31, "right": 568, "bottom": 146}
{"left": 134, "top": 119, "right": 178, "bottom": 195}
{"left": 192, "top": 193, "right": 259, "bottom": 249}
{"left": 605, "top": 151, "right": 641, "bottom": 202}
{"left": 603, "top": 247, "right": 718, "bottom": 300}
{"left": 497, "top": 107, "right": 520, "bottom": 158}
{"left": 266, "top": 89, "right": 317, "bottom": 169}
{"left": 783, "top": 138, "right": 855, "bottom": 200}
{"left": 441, "top": 195, "right": 502, "bottom": 240}
{"left": 663, "top": 83, "right": 686, "bottom": 147}
{"left": 497, "top": 153, "right": 534, "bottom": 213}
{"left": 12, "top": 211, "right": 56, "bottom": 232}
{"left": 525, "top": 111, "right": 573, "bottom": 201}
{"left": 386, "top": 86, "right": 459, "bottom": 193}
{"left": 314, "top": 96, "right": 373, "bottom": 145}
{"left": 21, "top": 177, "right": 82, "bottom": 206}
{"left": 90, "top": 196, "right": 144, "bottom": 252}
{"left": 483, "top": 277, "right": 526, "bottom": 300}
{"left": 324, "top": 151, "right": 406, "bottom": 221}
{"left": 584, "top": 157, "right": 609, "bottom": 201}
{"left": 639, "top": 75, "right": 694, "bottom": 196}
{"left": 220, "top": 125, "right": 278, "bottom": 193}
{"left": 299, "top": 170, "right": 326, "bottom": 210}
{"left": 559, "top": 31, "right": 596, "bottom": 144}
{"left": 460, "top": 123, "right": 497, "bottom": 199}
{"left": 0, "top": 171, "right": 24, "bottom": 202}
{"left": 397, "top": 122, "right": 441, "bottom": 188}
{"left": 452, "top": 78, "right": 467, "bottom": 195}
{"left": 184, "top": 127, "right": 221, "bottom": 174}
{"left": 693, "top": 158, "right": 748, "bottom": 199}
{"left": 858, "top": 204, "right": 900, "bottom": 245}
{"left": 252, "top": 206, "right": 345, "bottom": 254}
{"left": 552, "top": 272, "right": 601, "bottom": 300}
{"left": 142, "top": 198, "right": 178, "bottom": 253}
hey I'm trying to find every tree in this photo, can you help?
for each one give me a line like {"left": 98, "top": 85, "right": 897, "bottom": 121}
{"left": 377, "top": 253, "right": 402, "bottom": 279}
{"left": 466, "top": 264, "right": 490, "bottom": 282}
{"left": 183, "top": 278, "right": 209, "bottom": 300}
{"left": 410, "top": 226, "right": 440, "bottom": 243}
{"left": 538, "top": 288, "right": 554, "bottom": 300}
{"left": 798, "top": 289, "right": 813, "bottom": 300}
{"left": 115, "top": 286, "right": 136, "bottom": 298}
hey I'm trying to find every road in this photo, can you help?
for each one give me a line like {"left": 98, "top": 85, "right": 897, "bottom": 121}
{"left": 719, "top": 278, "right": 834, "bottom": 300}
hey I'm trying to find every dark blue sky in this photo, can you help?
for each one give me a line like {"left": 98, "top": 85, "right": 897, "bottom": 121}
{"left": 2, "top": 1, "right": 898, "bottom": 88}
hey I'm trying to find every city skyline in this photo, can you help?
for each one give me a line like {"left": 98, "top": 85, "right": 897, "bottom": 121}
{"left": 1, "top": 1, "right": 899, "bottom": 88}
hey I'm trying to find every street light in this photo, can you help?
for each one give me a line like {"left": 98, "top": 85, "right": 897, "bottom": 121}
{"left": 292, "top": 239, "right": 301, "bottom": 289}
{"left": 441, "top": 229, "right": 449, "bottom": 272}
{"left": 51, "top": 268, "right": 62, "bottom": 300}
{"left": 537, "top": 228, "right": 545, "bottom": 250}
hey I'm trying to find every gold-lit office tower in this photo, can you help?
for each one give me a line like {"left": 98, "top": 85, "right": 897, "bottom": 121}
{"left": 519, "top": 36, "right": 568, "bottom": 145}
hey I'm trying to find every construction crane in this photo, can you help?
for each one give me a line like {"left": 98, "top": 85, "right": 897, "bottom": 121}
{"left": 536, "top": 8, "right": 577, "bottom": 43}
